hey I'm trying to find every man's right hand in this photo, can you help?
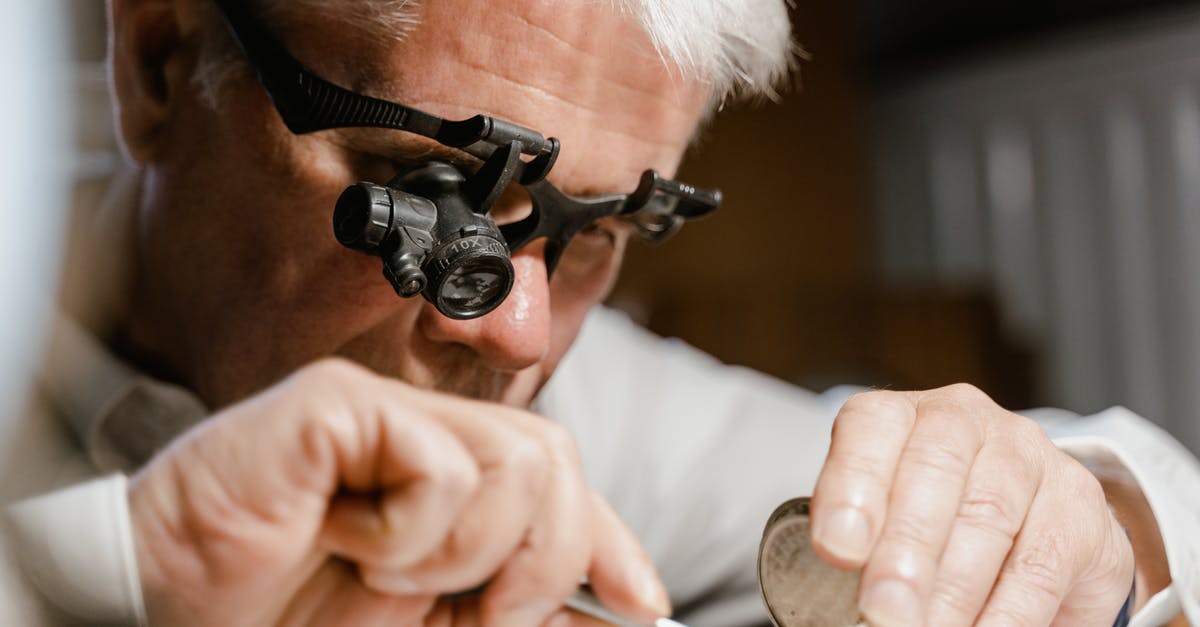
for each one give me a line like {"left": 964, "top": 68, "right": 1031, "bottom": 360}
{"left": 128, "top": 359, "right": 669, "bottom": 626}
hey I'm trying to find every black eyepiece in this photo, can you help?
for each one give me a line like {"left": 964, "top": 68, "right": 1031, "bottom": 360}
{"left": 333, "top": 183, "right": 393, "bottom": 254}
{"left": 332, "top": 166, "right": 513, "bottom": 319}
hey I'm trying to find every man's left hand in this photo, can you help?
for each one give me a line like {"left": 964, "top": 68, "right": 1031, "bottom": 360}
{"left": 811, "top": 384, "right": 1135, "bottom": 626}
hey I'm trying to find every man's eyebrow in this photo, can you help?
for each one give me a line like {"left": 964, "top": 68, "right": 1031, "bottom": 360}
{"left": 334, "top": 129, "right": 644, "bottom": 198}
{"left": 335, "top": 127, "right": 481, "bottom": 169}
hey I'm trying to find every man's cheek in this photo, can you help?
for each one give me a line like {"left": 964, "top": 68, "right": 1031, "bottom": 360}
{"left": 544, "top": 250, "right": 624, "bottom": 366}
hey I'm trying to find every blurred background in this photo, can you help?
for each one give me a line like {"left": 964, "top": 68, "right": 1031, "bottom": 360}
{"left": 60, "top": 1, "right": 1200, "bottom": 454}
{"left": 614, "top": 0, "right": 1200, "bottom": 455}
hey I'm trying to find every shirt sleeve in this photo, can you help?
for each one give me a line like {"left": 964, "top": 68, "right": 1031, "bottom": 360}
{"left": 3, "top": 474, "right": 148, "bottom": 626}
{"left": 1043, "top": 408, "right": 1200, "bottom": 627}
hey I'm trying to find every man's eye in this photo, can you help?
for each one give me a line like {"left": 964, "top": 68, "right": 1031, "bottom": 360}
{"left": 339, "top": 147, "right": 401, "bottom": 183}
{"left": 557, "top": 220, "right": 624, "bottom": 274}
{"left": 574, "top": 222, "right": 617, "bottom": 246}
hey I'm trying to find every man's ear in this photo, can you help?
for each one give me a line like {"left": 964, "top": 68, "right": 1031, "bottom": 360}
{"left": 108, "top": 0, "right": 189, "bottom": 163}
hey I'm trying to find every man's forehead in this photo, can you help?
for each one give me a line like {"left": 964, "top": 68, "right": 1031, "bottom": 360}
{"left": 324, "top": 1, "right": 665, "bottom": 82}
{"left": 281, "top": 0, "right": 708, "bottom": 184}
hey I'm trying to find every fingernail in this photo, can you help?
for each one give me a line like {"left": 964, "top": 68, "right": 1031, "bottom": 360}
{"left": 637, "top": 564, "right": 672, "bottom": 617}
{"left": 362, "top": 571, "right": 422, "bottom": 595}
{"left": 860, "top": 579, "right": 921, "bottom": 627}
{"left": 813, "top": 507, "right": 871, "bottom": 563}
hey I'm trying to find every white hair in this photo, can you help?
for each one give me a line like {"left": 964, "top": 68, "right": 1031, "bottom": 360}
{"left": 616, "top": 0, "right": 796, "bottom": 102}
{"left": 194, "top": 0, "right": 796, "bottom": 106}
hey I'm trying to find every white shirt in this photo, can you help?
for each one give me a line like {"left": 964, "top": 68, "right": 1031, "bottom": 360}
{"left": 4, "top": 171, "right": 1199, "bottom": 626}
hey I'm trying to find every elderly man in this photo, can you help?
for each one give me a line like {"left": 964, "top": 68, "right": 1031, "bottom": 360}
{"left": 3, "top": 0, "right": 1198, "bottom": 625}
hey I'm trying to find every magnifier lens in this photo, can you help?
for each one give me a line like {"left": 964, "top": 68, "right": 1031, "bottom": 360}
{"left": 440, "top": 262, "right": 507, "bottom": 311}
{"left": 427, "top": 238, "right": 515, "bottom": 319}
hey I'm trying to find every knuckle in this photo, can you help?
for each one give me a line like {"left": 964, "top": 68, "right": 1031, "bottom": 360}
{"left": 430, "top": 456, "right": 481, "bottom": 499}
{"left": 537, "top": 421, "right": 581, "bottom": 466}
{"left": 941, "top": 382, "right": 988, "bottom": 404}
{"left": 916, "top": 397, "right": 989, "bottom": 447}
{"left": 992, "top": 417, "right": 1053, "bottom": 469}
{"left": 879, "top": 513, "right": 937, "bottom": 551}
{"left": 930, "top": 575, "right": 978, "bottom": 621}
{"left": 917, "top": 398, "right": 973, "bottom": 425}
{"left": 290, "top": 358, "right": 387, "bottom": 406}
{"left": 1008, "top": 532, "right": 1070, "bottom": 600}
{"left": 1056, "top": 456, "right": 1106, "bottom": 508}
{"left": 843, "top": 390, "right": 912, "bottom": 419}
{"left": 828, "top": 450, "right": 895, "bottom": 487}
{"left": 1004, "top": 445, "right": 1042, "bottom": 487}
{"left": 1010, "top": 415, "right": 1052, "bottom": 449}
{"left": 904, "top": 431, "right": 974, "bottom": 477}
{"left": 499, "top": 432, "right": 550, "bottom": 476}
{"left": 922, "top": 385, "right": 1006, "bottom": 436}
{"left": 957, "top": 486, "right": 1022, "bottom": 540}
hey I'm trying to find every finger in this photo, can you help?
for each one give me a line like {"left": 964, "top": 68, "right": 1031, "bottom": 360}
{"left": 585, "top": 494, "right": 672, "bottom": 625}
{"left": 975, "top": 459, "right": 1120, "bottom": 627}
{"left": 277, "top": 559, "right": 436, "bottom": 627}
{"left": 811, "top": 391, "right": 918, "bottom": 567}
{"left": 480, "top": 422, "right": 594, "bottom": 627}
{"left": 857, "top": 388, "right": 987, "bottom": 627}
{"left": 925, "top": 421, "right": 1043, "bottom": 626}
{"left": 366, "top": 395, "right": 553, "bottom": 594}
{"left": 320, "top": 401, "right": 482, "bottom": 571}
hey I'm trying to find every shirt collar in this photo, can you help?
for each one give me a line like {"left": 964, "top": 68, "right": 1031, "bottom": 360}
{"left": 40, "top": 167, "right": 207, "bottom": 473}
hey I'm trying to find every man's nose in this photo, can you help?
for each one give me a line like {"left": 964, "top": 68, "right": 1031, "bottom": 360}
{"left": 416, "top": 246, "right": 551, "bottom": 371}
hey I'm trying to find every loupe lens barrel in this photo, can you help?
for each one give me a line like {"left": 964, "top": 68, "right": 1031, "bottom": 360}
{"left": 334, "top": 183, "right": 394, "bottom": 254}
{"left": 424, "top": 235, "right": 514, "bottom": 319}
